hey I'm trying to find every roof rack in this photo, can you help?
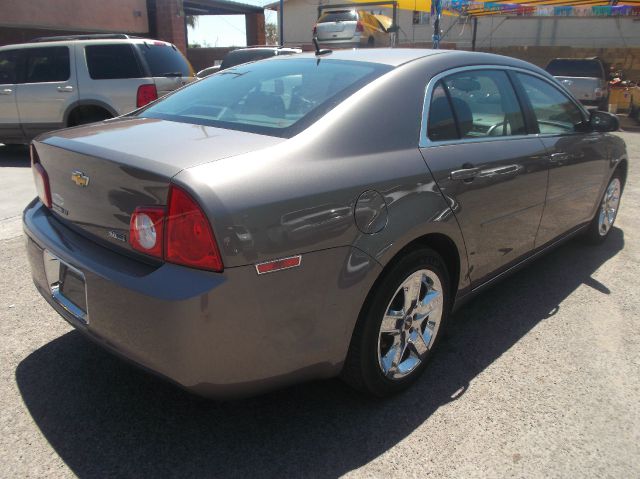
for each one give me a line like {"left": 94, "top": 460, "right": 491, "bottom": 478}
{"left": 32, "top": 33, "right": 141, "bottom": 42}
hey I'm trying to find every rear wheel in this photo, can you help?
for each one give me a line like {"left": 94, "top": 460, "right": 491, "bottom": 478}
{"left": 583, "top": 172, "right": 623, "bottom": 244}
{"left": 67, "top": 106, "right": 113, "bottom": 127}
{"left": 341, "top": 248, "right": 450, "bottom": 397}
{"left": 367, "top": 37, "right": 375, "bottom": 48}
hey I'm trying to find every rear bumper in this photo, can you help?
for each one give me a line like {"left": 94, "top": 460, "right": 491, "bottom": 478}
{"left": 23, "top": 199, "right": 382, "bottom": 398}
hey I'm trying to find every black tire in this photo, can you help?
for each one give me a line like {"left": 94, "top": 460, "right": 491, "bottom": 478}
{"left": 367, "top": 37, "right": 375, "bottom": 48}
{"left": 583, "top": 170, "right": 623, "bottom": 244}
{"left": 341, "top": 247, "right": 450, "bottom": 397}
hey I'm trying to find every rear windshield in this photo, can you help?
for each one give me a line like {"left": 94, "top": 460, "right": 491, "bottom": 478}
{"left": 138, "top": 58, "right": 391, "bottom": 138}
{"left": 136, "top": 43, "right": 193, "bottom": 77}
{"left": 319, "top": 10, "right": 358, "bottom": 22}
{"left": 546, "top": 59, "right": 604, "bottom": 79}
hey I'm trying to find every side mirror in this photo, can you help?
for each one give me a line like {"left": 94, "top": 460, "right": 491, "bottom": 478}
{"left": 590, "top": 109, "right": 619, "bottom": 132}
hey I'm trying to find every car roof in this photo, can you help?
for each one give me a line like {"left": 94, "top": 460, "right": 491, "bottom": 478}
{"left": 286, "top": 48, "right": 446, "bottom": 67}
{"left": 0, "top": 38, "right": 172, "bottom": 50}
{"left": 276, "top": 48, "right": 545, "bottom": 70}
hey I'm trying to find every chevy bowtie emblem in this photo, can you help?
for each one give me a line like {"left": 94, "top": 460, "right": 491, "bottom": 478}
{"left": 71, "top": 170, "right": 90, "bottom": 187}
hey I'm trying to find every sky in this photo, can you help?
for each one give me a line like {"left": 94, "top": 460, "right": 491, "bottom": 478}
{"left": 187, "top": 0, "right": 278, "bottom": 47}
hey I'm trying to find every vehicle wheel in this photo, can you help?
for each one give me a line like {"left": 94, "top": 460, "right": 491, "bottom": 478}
{"left": 67, "top": 106, "right": 112, "bottom": 127}
{"left": 341, "top": 248, "right": 450, "bottom": 397}
{"left": 583, "top": 172, "right": 623, "bottom": 244}
{"left": 367, "top": 37, "right": 375, "bottom": 48}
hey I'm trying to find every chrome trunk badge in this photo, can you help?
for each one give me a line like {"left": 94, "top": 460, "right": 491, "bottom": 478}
{"left": 71, "top": 170, "right": 90, "bottom": 187}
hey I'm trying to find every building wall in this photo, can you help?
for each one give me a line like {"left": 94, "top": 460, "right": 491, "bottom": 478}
{"left": 0, "top": 0, "right": 149, "bottom": 33}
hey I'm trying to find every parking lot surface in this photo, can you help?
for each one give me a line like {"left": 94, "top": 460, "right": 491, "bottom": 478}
{"left": 0, "top": 134, "right": 638, "bottom": 478}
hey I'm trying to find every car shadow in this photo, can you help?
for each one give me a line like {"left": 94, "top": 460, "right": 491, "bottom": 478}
{"left": 0, "top": 144, "right": 29, "bottom": 167}
{"left": 16, "top": 229, "right": 624, "bottom": 478}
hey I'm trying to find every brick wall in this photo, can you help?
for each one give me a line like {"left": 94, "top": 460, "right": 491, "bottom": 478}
{"left": 0, "top": 0, "right": 148, "bottom": 34}
{"left": 154, "top": 0, "right": 186, "bottom": 54}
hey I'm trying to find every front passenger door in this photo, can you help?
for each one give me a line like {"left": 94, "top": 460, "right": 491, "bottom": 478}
{"left": 514, "top": 73, "right": 608, "bottom": 247}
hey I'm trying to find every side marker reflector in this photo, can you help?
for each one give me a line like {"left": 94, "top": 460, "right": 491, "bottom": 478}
{"left": 255, "top": 255, "right": 302, "bottom": 275}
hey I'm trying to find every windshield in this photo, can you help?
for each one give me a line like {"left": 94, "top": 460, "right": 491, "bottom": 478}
{"left": 139, "top": 58, "right": 391, "bottom": 137}
{"left": 136, "top": 43, "right": 193, "bottom": 77}
{"left": 546, "top": 59, "right": 604, "bottom": 79}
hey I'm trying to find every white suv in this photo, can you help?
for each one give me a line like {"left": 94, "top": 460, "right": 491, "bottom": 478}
{"left": 0, "top": 34, "right": 194, "bottom": 144}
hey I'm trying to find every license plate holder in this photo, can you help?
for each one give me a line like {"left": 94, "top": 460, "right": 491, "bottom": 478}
{"left": 43, "top": 250, "right": 88, "bottom": 323}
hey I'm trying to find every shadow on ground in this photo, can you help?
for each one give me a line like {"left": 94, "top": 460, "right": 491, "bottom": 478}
{"left": 16, "top": 229, "right": 624, "bottom": 478}
{"left": 0, "top": 145, "right": 29, "bottom": 167}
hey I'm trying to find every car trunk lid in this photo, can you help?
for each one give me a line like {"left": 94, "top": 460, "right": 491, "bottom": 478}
{"left": 34, "top": 117, "right": 284, "bottom": 257}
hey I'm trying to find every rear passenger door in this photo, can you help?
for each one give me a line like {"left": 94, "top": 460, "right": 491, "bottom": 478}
{"left": 82, "top": 43, "right": 148, "bottom": 115}
{"left": 16, "top": 45, "right": 78, "bottom": 138}
{"left": 419, "top": 68, "right": 549, "bottom": 286}
{"left": 513, "top": 72, "right": 609, "bottom": 247}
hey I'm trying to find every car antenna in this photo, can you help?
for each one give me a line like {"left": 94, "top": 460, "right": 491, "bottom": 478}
{"left": 313, "top": 37, "right": 332, "bottom": 57}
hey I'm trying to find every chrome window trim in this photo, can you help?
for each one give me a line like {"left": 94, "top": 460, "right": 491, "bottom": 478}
{"left": 419, "top": 64, "right": 590, "bottom": 149}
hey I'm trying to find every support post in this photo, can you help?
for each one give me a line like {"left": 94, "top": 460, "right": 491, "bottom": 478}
{"left": 471, "top": 16, "right": 478, "bottom": 51}
{"left": 279, "top": 0, "right": 284, "bottom": 45}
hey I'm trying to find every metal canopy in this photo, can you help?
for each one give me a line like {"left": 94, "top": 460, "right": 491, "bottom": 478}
{"left": 183, "top": 0, "right": 263, "bottom": 16}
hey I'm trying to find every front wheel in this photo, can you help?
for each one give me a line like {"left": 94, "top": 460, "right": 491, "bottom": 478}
{"left": 341, "top": 248, "right": 450, "bottom": 397}
{"left": 583, "top": 172, "right": 623, "bottom": 244}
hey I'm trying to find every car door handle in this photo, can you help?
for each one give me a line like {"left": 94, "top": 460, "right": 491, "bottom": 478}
{"left": 450, "top": 167, "right": 481, "bottom": 181}
{"left": 57, "top": 85, "right": 74, "bottom": 93}
{"left": 548, "top": 152, "right": 569, "bottom": 163}
{"left": 0, "top": 88, "right": 12, "bottom": 95}
{"left": 479, "top": 164, "right": 521, "bottom": 178}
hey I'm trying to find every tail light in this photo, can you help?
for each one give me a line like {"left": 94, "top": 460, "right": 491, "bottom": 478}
{"left": 129, "top": 184, "right": 223, "bottom": 272}
{"left": 313, "top": 25, "right": 317, "bottom": 36}
{"left": 356, "top": 21, "right": 364, "bottom": 32}
{"left": 130, "top": 207, "right": 165, "bottom": 259}
{"left": 165, "top": 186, "right": 223, "bottom": 271}
{"left": 30, "top": 145, "right": 52, "bottom": 208}
{"left": 137, "top": 84, "right": 158, "bottom": 108}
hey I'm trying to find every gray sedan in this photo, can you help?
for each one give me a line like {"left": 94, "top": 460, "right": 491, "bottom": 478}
{"left": 23, "top": 49, "right": 627, "bottom": 398}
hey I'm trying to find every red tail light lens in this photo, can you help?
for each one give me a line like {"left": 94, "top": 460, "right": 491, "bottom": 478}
{"left": 165, "top": 185, "right": 223, "bottom": 272}
{"left": 356, "top": 21, "right": 364, "bottom": 32}
{"left": 30, "top": 145, "right": 52, "bottom": 208}
{"left": 137, "top": 84, "right": 158, "bottom": 108}
{"left": 130, "top": 207, "right": 165, "bottom": 258}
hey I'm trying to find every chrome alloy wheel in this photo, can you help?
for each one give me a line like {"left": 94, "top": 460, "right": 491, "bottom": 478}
{"left": 598, "top": 178, "right": 621, "bottom": 236}
{"left": 377, "top": 269, "right": 443, "bottom": 380}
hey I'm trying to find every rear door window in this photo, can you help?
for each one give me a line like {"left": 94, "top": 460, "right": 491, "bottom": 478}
{"left": 0, "top": 49, "right": 20, "bottom": 84}
{"left": 428, "top": 69, "right": 526, "bottom": 141}
{"left": 136, "top": 43, "right": 192, "bottom": 77}
{"left": 85, "top": 44, "right": 142, "bottom": 79}
{"left": 427, "top": 82, "right": 457, "bottom": 141}
{"left": 516, "top": 73, "right": 586, "bottom": 135}
{"left": 24, "top": 47, "right": 70, "bottom": 83}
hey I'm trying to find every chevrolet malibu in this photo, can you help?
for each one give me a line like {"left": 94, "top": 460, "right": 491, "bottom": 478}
{"left": 24, "top": 49, "right": 627, "bottom": 398}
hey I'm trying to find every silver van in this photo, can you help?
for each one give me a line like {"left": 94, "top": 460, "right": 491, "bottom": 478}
{"left": 0, "top": 34, "right": 194, "bottom": 144}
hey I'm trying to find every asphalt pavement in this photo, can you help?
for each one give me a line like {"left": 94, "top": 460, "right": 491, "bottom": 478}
{"left": 0, "top": 135, "right": 638, "bottom": 478}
